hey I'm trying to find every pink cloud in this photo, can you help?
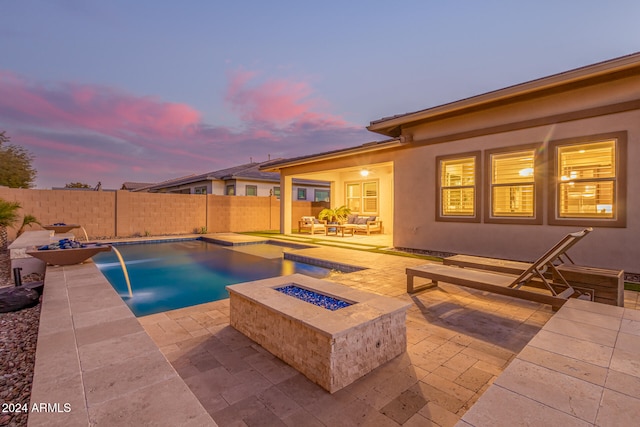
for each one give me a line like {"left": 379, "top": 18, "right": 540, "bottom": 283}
{"left": 0, "top": 69, "right": 371, "bottom": 189}
{"left": 224, "top": 68, "right": 347, "bottom": 128}
{"left": 0, "top": 71, "right": 201, "bottom": 142}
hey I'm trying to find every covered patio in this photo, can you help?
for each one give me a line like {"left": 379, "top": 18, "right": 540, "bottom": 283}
{"left": 262, "top": 139, "right": 408, "bottom": 238}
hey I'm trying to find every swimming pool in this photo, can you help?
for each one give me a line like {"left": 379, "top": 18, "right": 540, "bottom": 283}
{"left": 92, "top": 239, "right": 332, "bottom": 317}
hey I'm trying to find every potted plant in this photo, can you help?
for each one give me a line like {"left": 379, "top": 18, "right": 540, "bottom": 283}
{"left": 318, "top": 205, "right": 352, "bottom": 225}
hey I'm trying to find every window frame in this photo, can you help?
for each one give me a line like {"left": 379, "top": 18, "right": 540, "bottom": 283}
{"left": 436, "top": 151, "right": 481, "bottom": 223}
{"left": 297, "top": 188, "right": 307, "bottom": 200}
{"left": 245, "top": 185, "right": 257, "bottom": 196}
{"left": 194, "top": 186, "right": 207, "bottom": 195}
{"left": 225, "top": 184, "right": 235, "bottom": 196}
{"left": 345, "top": 180, "right": 379, "bottom": 215}
{"left": 273, "top": 186, "right": 281, "bottom": 199}
{"left": 548, "top": 131, "right": 627, "bottom": 228}
{"left": 314, "top": 189, "right": 329, "bottom": 202}
{"left": 484, "top": 143, "right": 543, "bottom": 225}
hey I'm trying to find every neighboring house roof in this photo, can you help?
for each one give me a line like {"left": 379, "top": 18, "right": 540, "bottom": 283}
{"left": 135, "top": 160, "right": 330, "bottom": 192}
{"left": 368, "top": 51, "right": 640, "bottom": 137}
{"left": 132, "top": 174, "right": 197, "bottom": 192}
{"left": 121, "top": 182, "right": 155, "bottom": 191}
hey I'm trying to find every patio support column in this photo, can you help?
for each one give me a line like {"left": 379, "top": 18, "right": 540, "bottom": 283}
{"left": 330, "top": 181, "right": 337, "bottom": 207}
{"left": 280, "top": 174, "right": 292, "bottom": 234}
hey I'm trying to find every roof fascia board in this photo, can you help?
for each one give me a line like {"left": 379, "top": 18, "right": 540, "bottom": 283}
{"left": 261, "top": 139, "right": 403, "bottom": 171}
{"left": 368, "top": 52, "right": 640, "bottom": 135}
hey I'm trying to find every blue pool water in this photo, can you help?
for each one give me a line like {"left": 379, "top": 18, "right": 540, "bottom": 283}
{"left": 92, "top": 240, "right": 331, "bottom": 317}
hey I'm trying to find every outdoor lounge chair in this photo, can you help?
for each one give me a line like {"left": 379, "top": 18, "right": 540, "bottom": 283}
{"left": 442, "top": 228, "right": 591, "bottom": 274}
{"left": 406, "top": 228, "right": 593, "bottom": 310}
{"left": 298, "top": 216, "right": 327, "bottom": 234}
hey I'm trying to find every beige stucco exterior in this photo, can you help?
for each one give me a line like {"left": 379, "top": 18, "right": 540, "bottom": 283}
{"left": 265, "top": 53, "right": 640, "bottom": 276}
{"left": 389, "top": 72, "right": 639, "bottom": 274}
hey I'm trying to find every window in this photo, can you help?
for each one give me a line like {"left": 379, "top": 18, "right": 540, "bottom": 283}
{"left": 245, "top": 185, "right": 257, "bottom": 196}
{"left": 485, "top": 144, "right": 542, "bottom": 224}
{"left": 346, "top": 183, "right": 361, "bottom": 212}
{"left": 436, "top": 152, "right": 480, "bottom": 222}
{"left": 314, "top": 189, "right": 329, "bottom": 202}
{"left": 549, "top": 132, "right": 626, "bottom": 227}
{"left": 345, "top": 181, "right": 378, "bottom": 215}
{"left": 273, "top": 186, "right": 281, "bottom": 199}
{"left": 297, "top": 188, "right": 307, "bottom": 200}
{"left": 226, "top": 185, "right": 235, "bottom": 196}
{"left": 194, "top": 186, "right": 207, "bottom": 195}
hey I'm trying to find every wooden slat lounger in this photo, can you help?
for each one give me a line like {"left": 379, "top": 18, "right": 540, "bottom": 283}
{"left": 442, "top": 228, "right": 592, "bottom": 274}
{"left": 406, "top": 228, "right": 594, "bottom": 310}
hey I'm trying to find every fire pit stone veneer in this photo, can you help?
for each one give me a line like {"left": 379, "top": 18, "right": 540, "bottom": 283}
{"left": 226, "top": 274, "right": 411, "bottom": 393}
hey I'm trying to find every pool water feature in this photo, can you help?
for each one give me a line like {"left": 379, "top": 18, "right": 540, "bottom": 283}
{"left": 92, "top": 240, "right": 331, "bottom": 317}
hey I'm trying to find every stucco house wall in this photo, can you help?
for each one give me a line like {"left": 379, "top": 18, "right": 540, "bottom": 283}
{"left": 391, "top": 73, "right": 640, "bottom": 274}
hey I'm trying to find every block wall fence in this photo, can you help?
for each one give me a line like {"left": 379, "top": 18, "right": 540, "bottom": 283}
{"left": 0, "top": 188, "right": 326, "bottom": 241}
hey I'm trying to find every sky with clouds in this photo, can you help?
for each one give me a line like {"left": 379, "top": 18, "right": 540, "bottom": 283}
{"left": 1, "top": 0, "right": 639, "bottom": 189}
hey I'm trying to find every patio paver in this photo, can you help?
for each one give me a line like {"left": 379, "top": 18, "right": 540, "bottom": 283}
{"left": 27, "top": 232, "right": 640, "bottom": 426}
{"left": 139, "top": 238, "right": 557, "bottom": 426}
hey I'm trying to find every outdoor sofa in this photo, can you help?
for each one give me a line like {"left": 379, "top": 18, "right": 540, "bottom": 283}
{"left": 346, "top": 215, "right": 383, "bottom": 235}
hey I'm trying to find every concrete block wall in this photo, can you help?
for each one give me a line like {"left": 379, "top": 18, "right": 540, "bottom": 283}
{"left": 206, "top": 195, "right": 280, "bottom": 232}
{"left": 115, "top": 191, "right": 206, "bottom": 237}
{"left": 0, "top": 188, "right": 115, "bottom": 239}
{"left": 0, "top": 187, "right": 320, "bottom": 240}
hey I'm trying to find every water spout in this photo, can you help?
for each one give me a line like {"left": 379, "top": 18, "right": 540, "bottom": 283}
{"left": 110, "top": 246, "right": 133, "bottom": 298}
{"left": 80, "top": 226, "right": 89, "bottom": 241}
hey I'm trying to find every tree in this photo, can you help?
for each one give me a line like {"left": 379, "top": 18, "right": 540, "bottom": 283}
{"left": 0, "top": 131, "right": 37, "bottom": 188}
{"left": 17, "top": 214, "right": 41, "bottom": 237}
{"left": 65, "top": 182, "right": 91, "bottom": 188}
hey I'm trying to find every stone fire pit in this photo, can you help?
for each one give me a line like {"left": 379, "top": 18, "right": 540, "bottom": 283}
{"left": 227, "top": 274, "right": 411, "bottom": 393}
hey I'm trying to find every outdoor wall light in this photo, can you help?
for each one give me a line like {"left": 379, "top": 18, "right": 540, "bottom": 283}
{"left": 360, "top": 169, "right": 370, "bottom": 177}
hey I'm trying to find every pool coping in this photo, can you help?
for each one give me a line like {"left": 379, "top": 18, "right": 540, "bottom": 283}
{"left": 27, "top": 261, "right": 217, "bottom": 426}
{"left": 27, "top": 233, "right": 370, "bottom": 426}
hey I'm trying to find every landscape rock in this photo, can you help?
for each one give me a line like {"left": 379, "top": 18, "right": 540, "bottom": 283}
{"left": 0, "top": 287, "right": 39, "bottom": 313}
{"left": 1, "top": 251, "right": 41, "bottom": 427}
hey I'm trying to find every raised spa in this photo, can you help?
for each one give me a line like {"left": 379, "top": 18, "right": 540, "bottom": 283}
{"left": 227, "top": 274, "right": 411, "bottom": 393}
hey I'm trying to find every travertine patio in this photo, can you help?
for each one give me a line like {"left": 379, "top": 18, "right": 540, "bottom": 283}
{"left": 27, "top": 233, "right": 640, "bottom": 426}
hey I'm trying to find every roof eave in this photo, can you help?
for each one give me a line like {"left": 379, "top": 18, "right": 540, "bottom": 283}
{"left": 260, "top": 139, "right": 404, "bottom": 172}
{"left": 367, "top": 52, "right": 640, "bottom": 136}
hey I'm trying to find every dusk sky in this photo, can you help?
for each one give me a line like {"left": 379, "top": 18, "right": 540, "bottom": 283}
{"left": 2, "top": 1, "right": 639, "bottom": 189}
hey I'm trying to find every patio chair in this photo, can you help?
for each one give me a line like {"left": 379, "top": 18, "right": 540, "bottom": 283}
{"left": 298, "top": 216, "right": 327, "bottom": 234}
{"left": 406, "top": 228, "right": 593, "bottom": 310}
